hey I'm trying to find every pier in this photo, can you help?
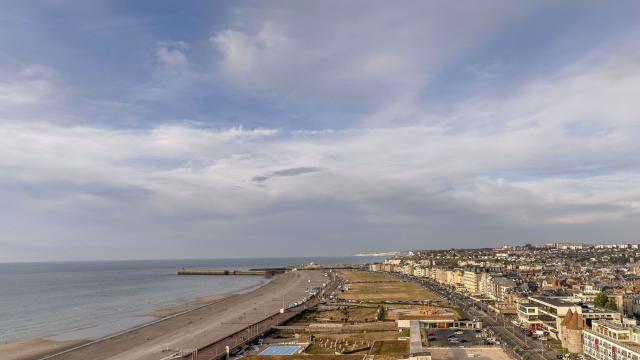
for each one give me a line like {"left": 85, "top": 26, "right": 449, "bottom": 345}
{"left": 177, "top": 268, "right": 288, "bottom": 276}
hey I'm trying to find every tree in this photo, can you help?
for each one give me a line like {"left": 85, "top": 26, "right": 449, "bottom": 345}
{"left": 594, "top": 292, "right": 618, "bottom": 310}
{"left": 594, "top": 292, "right": 609, "bottom": 308}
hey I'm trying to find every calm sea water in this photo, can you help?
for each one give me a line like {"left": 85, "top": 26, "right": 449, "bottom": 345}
{"left": 0, "top": 256, "right": 381, "bottom": 344}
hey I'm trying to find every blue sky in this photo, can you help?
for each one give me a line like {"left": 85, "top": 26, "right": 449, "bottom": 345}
{"left": 1, "top": 1, "right": 640, "bottom": 261}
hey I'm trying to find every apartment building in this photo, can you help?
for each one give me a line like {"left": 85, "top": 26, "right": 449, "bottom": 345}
{"left": 518, "top": 297, "right": 620, "bottom": 339}
{"left": 413, "top": 266, "right": 428, "bottom": 277}
{"left": 492, "top": 277, "right": 517, "bottom": 302}
{"left": 369, "top": 263, "right": 383, "bottom": 272}
{"left": 518, "top": 301, "right": 543, "bottom": 328}
{"left": 583, "top": 320, "right": 640, "bottom": 360}
{"left": 463, "top": 270, "right": 481, "bottom": 294}
{"left": 451, "top": 269, "right": 464, "bottom": 289}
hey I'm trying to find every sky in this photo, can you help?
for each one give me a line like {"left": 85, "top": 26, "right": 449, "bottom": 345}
{"left": 1, "top": 1, "right": 640, "bottom": 261}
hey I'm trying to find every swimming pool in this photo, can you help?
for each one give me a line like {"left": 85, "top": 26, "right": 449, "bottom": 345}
{"left": 258, "top": 345, "right": 303, "bottom": 356}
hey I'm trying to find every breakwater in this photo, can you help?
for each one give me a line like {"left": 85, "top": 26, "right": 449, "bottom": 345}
{"left": 177, "top": 268, "right": 288, "bottom": 276}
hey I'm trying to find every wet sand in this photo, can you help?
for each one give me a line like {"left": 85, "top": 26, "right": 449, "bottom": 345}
{"left": 144, "top": 295, "right": 229, "bottom": 317}
{"left": 0, "top": 339, "right": 88, "bottom": 360}
{"left": 3, "top": 270, "right": 324, "bottom": 360}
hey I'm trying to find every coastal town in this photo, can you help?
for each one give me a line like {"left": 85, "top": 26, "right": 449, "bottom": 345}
{"left": 221, "top": 243, "right": 640, "bottom": 360}
{"left": 5, "top": 243, "right": 640, "bottom": 360}
{"left": 366, "top": 243, "right": 640, "bottom": 360}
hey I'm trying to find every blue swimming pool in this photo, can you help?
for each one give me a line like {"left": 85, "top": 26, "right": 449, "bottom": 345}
{"left": 258, "top": 345, "right": 303, "bottom": 356}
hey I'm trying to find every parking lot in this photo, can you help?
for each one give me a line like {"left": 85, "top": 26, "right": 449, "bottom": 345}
{"left": 423, "top": 329, "right": 486, "bottom": 347}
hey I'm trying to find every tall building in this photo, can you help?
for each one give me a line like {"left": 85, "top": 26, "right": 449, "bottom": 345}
{"left": 463, "top": 270, "right": 481, "bottom": 293}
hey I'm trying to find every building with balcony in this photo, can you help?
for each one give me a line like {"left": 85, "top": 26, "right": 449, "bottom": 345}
{"left": 463, "top": 270, "right": 481, "bottom": 294}
{"left": 518, "top": 301, "right": 543, "bottom": 328}
{"left": 583, "top": 320, "right": 640, "bottom": 360}
{"left": 518, "top": 297, "right": 620, "bottom": 340}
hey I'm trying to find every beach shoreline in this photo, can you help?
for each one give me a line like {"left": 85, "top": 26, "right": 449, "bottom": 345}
{"left": 0, "top": 339, "right": 88, "bottom": 360}
{"left": 0, "top": 277, "right": 271, "bottom": 360}
{"left": 143, "top": 279, "right": 268, "bottom": 317}
{"left": 1, "top": 270, "right": 323, "bottom": 360}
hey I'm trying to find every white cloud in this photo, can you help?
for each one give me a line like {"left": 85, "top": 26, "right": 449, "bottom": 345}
{"left": 3, "top": 2, "right": 640, "bottom": 260}
{"left": 6, "top": 31, "right": 640, "bottom": 260}
{"left": 156, "top": 41, "right": 190, "bottom": 71}
{"left": 210, "top": 1, "right": 533, "bottom": 103}
{"left": 0, "top": 104, "right": 639, "bottom": 260}
{"left": 0, "top": 65, "right": 61, "bottom": 106}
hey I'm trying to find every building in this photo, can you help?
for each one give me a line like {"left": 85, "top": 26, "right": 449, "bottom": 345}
{"left": 479, "top": 272, "right": 493, "bottom": 296}
{"left": 560, "top": 309, "right": 585, "bottom": 354}
{"left": 452, "top": 269, "right": 464, "bottom": 290}
{"left": 369, "top": 263, "right": 383, "bottom": 272}
{"left": 518, "top": 297, "right": 620, "bottom": 340}
{"left": 463, "top": 270, "right": 481, "bottom": 294}
{"left": 518, "top": 301, "right": 543, "bottom": 328}
{"left": 623, "top": 295, "right": 640, "bottom": 319}
{"left": 492, "top": 277, "right": 517, "bottom": 303}
{"left": 583, "top": 320, "right": 640, "bottom": 360}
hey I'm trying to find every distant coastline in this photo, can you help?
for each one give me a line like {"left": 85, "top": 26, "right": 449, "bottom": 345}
{"left": 352, "top": 251, "right": 400, "bottom": 257}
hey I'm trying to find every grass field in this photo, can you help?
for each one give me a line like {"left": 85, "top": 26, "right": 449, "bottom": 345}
{"left": 384, "top": 306, "right": 458, "bottom": 320}
{"left": 369, "top": 340, "right": 408, "bottom": 355}
{"left": 339, "top": 272, "right": 438, "bottom": 302}
{"left": 341, "top": 271, "right": 401, "bottom": 283}
{"left": 313, "top": 331, "right": 403, "bottom": 342}
{"left": 312, "top": 306, "right": 379, "bottom": 322}
{"left": 305, "top": 331, "right": 404, "bottom": 356}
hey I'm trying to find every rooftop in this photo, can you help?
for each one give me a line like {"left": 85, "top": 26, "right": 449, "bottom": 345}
{"left": 585, "top": 328, "right": 640, "bottom": 355}
{"left": 581, "top": 305, "right": 617, "bottom": 314}
{"left": 530, "top": 296, "right": 576, "bottom": 307}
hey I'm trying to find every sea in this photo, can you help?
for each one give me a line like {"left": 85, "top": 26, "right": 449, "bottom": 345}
{"left": 0, "top": 256, "right": 383, "bottom": 344}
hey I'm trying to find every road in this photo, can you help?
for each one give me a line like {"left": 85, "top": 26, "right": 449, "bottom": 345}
{"left": 395, "top": 274, "right": 563, "bottom": 360}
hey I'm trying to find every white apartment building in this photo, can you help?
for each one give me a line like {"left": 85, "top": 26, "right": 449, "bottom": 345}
{"left": 583, "top": 320, "right": 640, "bottom": 360}
{"left": 463, "top": 270, "right": 481, "bottom": 294}
{"left": 518, "top": 297, "right": 619, "bottom": 339}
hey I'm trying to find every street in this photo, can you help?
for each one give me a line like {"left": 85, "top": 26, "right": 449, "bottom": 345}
{"left": 397, "top": 274, "right": 564, "bottom": 360}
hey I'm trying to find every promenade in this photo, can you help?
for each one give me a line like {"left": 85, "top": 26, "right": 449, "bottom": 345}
{"left": 195, "top": 294, "right": 324, "bottom": 360}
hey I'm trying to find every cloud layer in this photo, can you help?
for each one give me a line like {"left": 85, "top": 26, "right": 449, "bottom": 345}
{"left": 1, "top": 1, "right": 640, "bottom": 261}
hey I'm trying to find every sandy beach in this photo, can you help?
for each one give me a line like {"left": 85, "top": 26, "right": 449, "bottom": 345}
{"left": 1, "top": 270, "right": 324, "bottom": 360}
{"left": 143, "top": 281, "right": 267, "bottom": 318}
{"left": 0, "top": 339, "right": 88, "bottom": 360}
